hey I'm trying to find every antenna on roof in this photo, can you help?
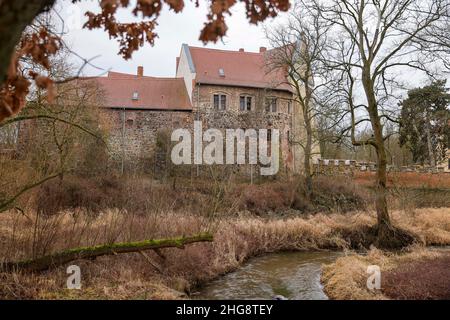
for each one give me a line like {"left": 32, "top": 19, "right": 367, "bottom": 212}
{"left": 218, "top": 68, "right": 225, "bottom": 77}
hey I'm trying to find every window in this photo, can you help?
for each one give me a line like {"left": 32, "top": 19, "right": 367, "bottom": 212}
{"left": 267, "top": 129, "right": 272, "bottom": 142}
{"left": 213, "top": 94, "right": 227, "bottom": 110}
{"left": 132, "top": 91, "right": 139, "bottom": 100}
{"left": 220, "top": 95, "right": 226, "bottom": 110}
{"left": 288, "top": 101, "right": 292, "bottom": 114}
{"left": 214, "top": 94, "right": 219, "bottom": 109}
{"left": 240, "top": 96, "right": 252, "bottom": 111}
{"left": 265, "top": 97, "right": 277, "bottom": 112}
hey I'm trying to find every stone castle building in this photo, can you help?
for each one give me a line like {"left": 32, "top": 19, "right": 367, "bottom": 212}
{"left": 91, "top": 44, "right": 318, "bottom": 174}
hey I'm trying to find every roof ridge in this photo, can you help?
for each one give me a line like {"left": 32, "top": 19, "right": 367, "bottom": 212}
{"left": 188, "top": 45, "right": 264, "bottom": 55}
{"left": 97, "top": 77, "right": 183, "bottom": 81}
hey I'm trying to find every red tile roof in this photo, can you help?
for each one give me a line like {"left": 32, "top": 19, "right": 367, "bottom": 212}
{"left": 187, "top": 46, "right": 292, "bottom": 92}
{"left": 106, "top": 71, "right": 142, "bottom": 78}
{"left": 88, "top": 74, "right": 192, "bottom": 111}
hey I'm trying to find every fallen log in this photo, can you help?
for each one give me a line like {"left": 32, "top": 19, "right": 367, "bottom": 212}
{"left": 1, "top": 233, "right": 213, "bottom": 272}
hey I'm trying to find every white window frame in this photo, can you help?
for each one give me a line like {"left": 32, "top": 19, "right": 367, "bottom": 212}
{"left": 265, "top": 97, "right": 277, "bottom": 113}
{"left": 213, "top": 93, "right": 227, "bottom": 111}
{"left": 239, "top": 95, "right": 253, "bottom": 111}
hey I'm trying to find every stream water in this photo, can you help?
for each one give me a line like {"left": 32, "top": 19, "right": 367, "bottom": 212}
{"left": 196, "top": 251, "right": 342, "bottom": 300}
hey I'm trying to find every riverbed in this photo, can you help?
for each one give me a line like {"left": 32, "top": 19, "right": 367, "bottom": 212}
{"left": 196, "top": 251, "right": 342, "bottom": 300}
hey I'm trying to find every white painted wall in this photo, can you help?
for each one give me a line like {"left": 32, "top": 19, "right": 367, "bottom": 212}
{"left": 176, "top": 46, "right": 196, "bottom": 102}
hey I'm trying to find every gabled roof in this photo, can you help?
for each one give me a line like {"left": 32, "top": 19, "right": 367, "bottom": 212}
{"left": 88, "top": 74, "right": 192, "bottom": 111}
{"left": 186, "top": 46, "right": 292, "bottom": 92}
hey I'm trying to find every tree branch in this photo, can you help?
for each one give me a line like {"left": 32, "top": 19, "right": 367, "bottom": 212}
{"left": 0, "top": 172, "right": 62, "bottom": 213}
{"left": 0, "top": 114, "right": 107, "bottom": 146}
{"left": 1, "top": 233, "right": 214, "bottom": 272}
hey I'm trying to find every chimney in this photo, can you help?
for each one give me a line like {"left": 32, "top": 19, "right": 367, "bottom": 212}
{"left": 239, "top": 48, "right": 244, "bottom": 52}
{"left": 137, "top": 66, "right": 144, "bottom": 77}
{"left": 259, "top": 47, "right": 267, "bottom": 53}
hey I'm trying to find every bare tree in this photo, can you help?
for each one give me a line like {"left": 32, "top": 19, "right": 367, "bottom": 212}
{"left": 265, "top": 2, "right": 342, "bottom": 198}
{"left": 310, "top": 0, "right": 450, "bottom": 247}
{"left": 0, "top": 49, "right": 107, "bottom": 213}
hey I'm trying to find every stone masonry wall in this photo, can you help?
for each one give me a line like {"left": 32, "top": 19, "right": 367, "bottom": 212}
{"left": 192, "top": 84, "right": 295, "bottom": 173}
{"left": 102, "top": 109, "right": 193, "bottom": 170}
{"left": 314, "top": 158, "right": 450, "bottom": 175}
{"left": 104, "top": 84, "right": 304, "bottom": 176}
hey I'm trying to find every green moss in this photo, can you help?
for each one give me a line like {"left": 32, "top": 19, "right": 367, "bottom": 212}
{"left": 8, "top": 233, "right": 214, "bottom": 272}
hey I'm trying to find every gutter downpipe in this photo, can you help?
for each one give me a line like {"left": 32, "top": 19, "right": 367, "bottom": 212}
{"left": 196, "top": 83, "right": 200, "bottom": 177}
{"left": 121, "top": 107, "right": 125, "bottom": 175}
{"left": 292, "top": 97, "right": 296, "bottom": 174}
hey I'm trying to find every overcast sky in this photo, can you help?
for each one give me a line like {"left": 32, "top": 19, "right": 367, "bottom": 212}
{"left": 53, "top": 0, "right": 448, "bottom": 90}
{"left": 54, "top": 0, "right": 288, "bottom": 77}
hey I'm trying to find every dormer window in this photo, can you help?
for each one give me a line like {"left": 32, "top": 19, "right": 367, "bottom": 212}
{"left": 132, "top": 91, "right": 139, "bottom": 100}
{"left": 218, "top": 68, "right": 225, "bottom": 77}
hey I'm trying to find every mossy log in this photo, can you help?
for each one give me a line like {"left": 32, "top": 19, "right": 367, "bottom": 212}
{"left": 1, "top": 233, "right": 213, "bottom": 272}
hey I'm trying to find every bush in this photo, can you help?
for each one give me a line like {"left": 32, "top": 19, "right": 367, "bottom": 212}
{"left": 35, "top": 174, "right": 371, "bottom": 217}
{"left": 235, "top": 183, "right": 292, "bottom": 215}
{"left": 311, "top": 176, "right": 370, "bottom": 213}
{"left": 35, "top": 175, "right": 231, "bottom": 216}
{"left": 36, "top": 175, "right": 126, "bottom": 215}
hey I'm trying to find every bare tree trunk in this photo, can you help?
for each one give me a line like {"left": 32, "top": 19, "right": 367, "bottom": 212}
{"left": 2, "top": 233, "right": 213, "bottom": 272}
{"left": 0, "top": 0, "right": 55, "bottom": 84}
{"left": 372, "top": 117, "right": 391, "bottom": 235}
{"left": 362, "top": 71, "right": 393, "bottom": 240}
{"left": 424, "top": 112, "right": 436, "bottom": 167}
{"left": 304, "top": 111, "right": 313, "bottom": 200}
{"left": 363, "top": 74, "right": 416, "bottom": 248}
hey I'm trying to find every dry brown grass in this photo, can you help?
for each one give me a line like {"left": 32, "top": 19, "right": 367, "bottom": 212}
{"left": 394, "top": 208, "right": 450, "bottom": 245}
{"left": 0, "top": 207, "right": 449, "bottom": 299}
{"left": 354, "top": 172, "right": 450, "bottom": 189}
{"left": 321, "top": 246, "right": 447, "bottom": 300}
{"left": 31, "top": 175, "right": 371, "bottom": 218}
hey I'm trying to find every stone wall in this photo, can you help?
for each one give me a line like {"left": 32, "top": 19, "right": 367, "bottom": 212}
{"left": 103, "top": 84, "right": 311, "bottom": 176}
{"left": 192, "top": 84, "right": 295, "bottom": 173}
{"left": 314, "top": 158, "right": 450, "bottom": 175}
{"left": 102, "top": 108, "right": 193, "bottom": 171}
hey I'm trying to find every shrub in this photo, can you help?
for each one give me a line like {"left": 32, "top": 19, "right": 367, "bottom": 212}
{"left": 311, "top": 176, "right": 370, "bottom": 213}
{"left": 36, "top": 175, "right": 126, "bottom": 215}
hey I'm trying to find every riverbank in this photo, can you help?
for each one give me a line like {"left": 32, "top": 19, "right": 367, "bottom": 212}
{"left": 0, "top": 207, "right": 449, "bottom": 299}
{"left": 321, "top": 247, "right": 450, "bottom": 300}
